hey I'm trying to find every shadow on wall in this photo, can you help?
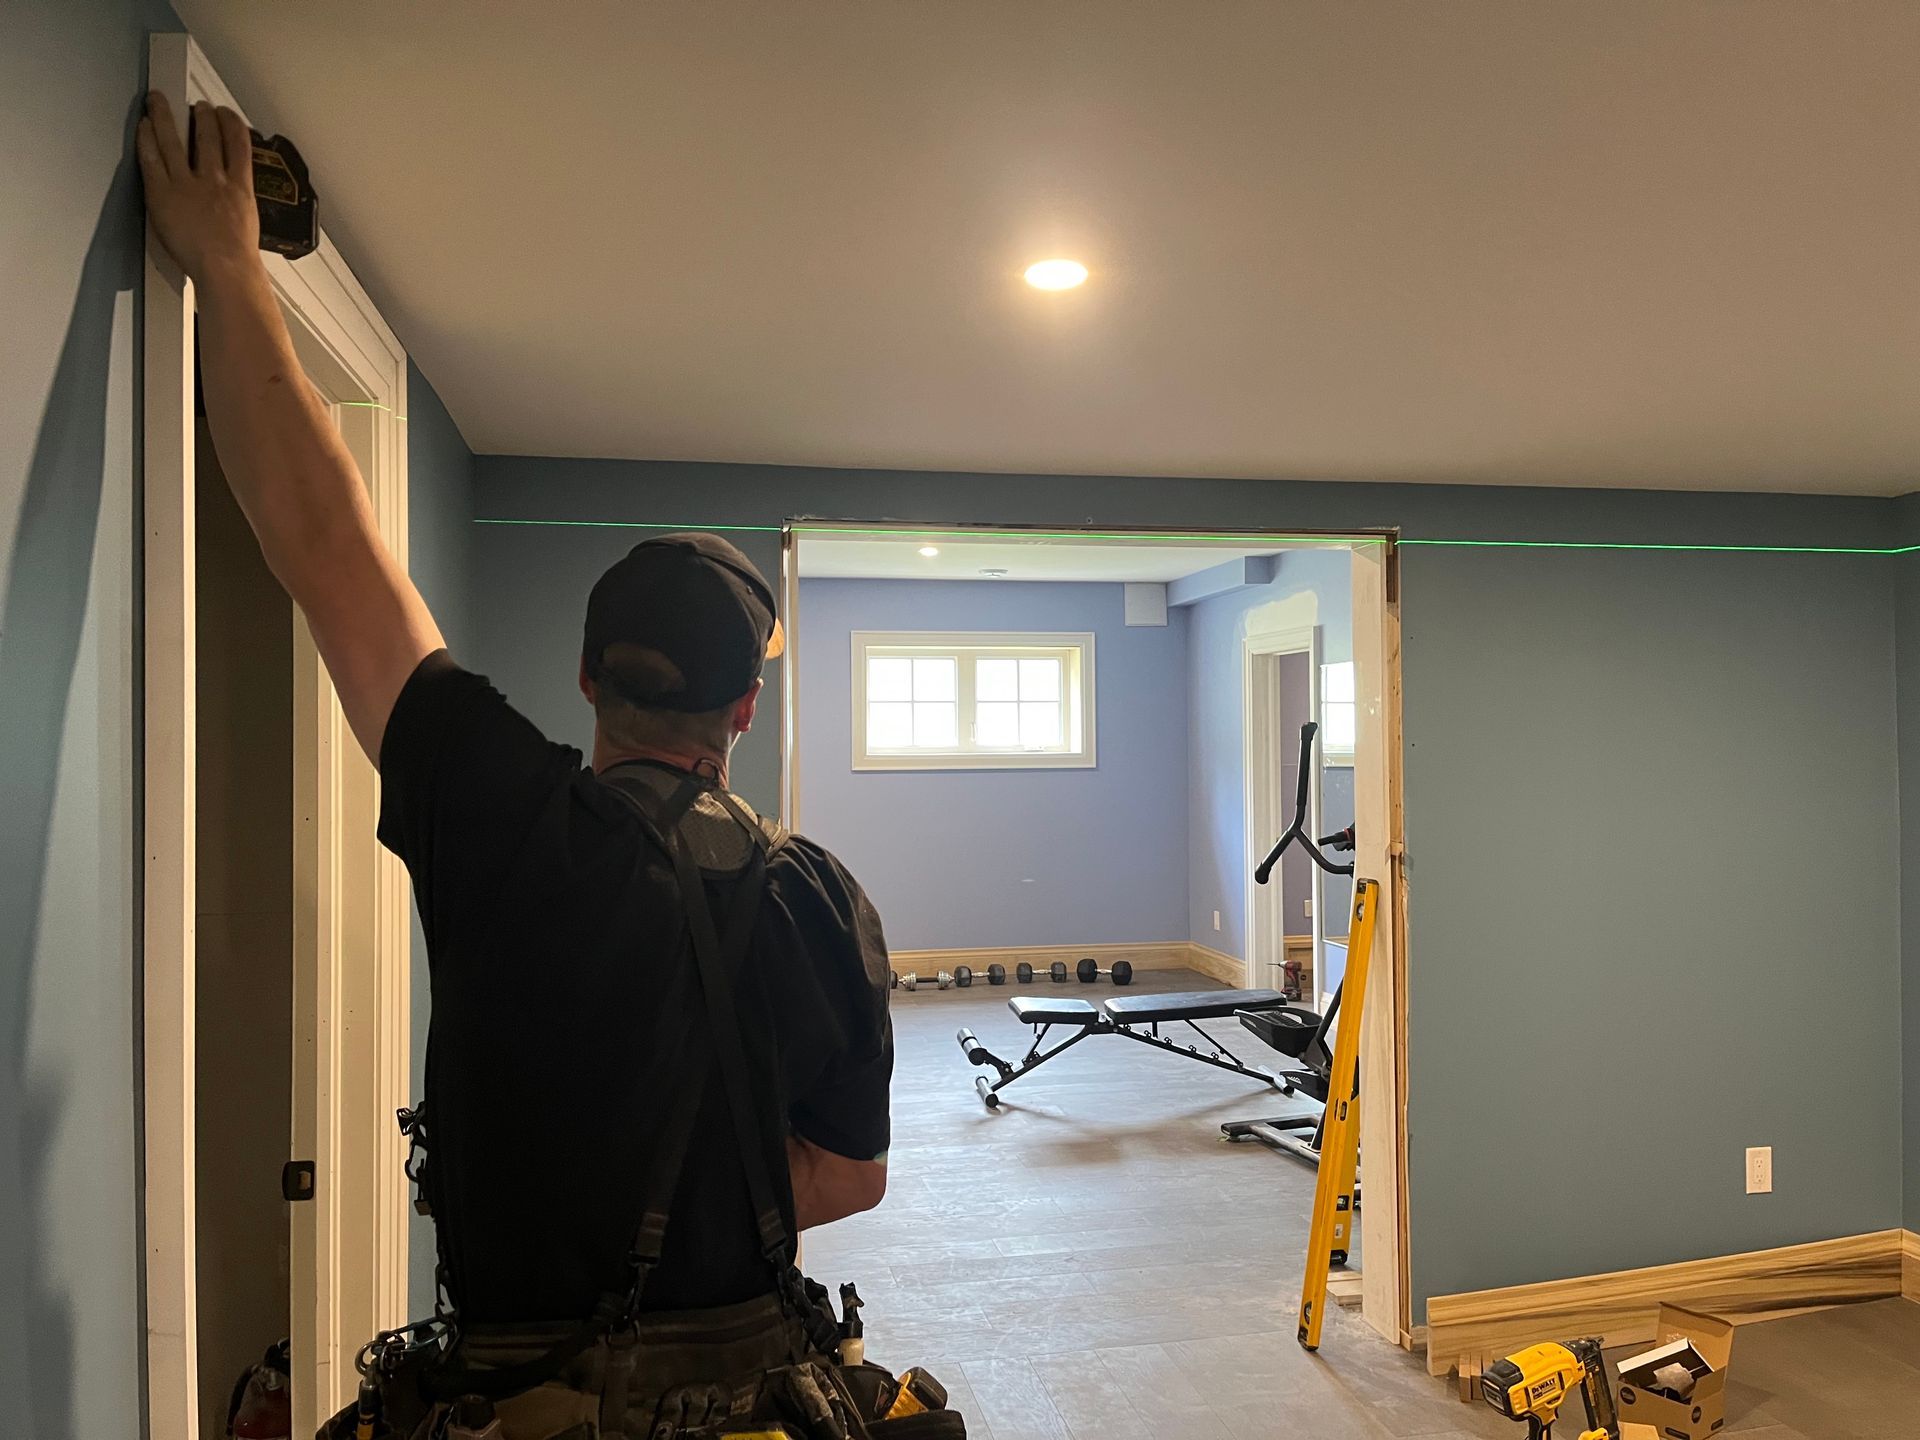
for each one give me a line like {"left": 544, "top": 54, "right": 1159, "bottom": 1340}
{"left": 0, "top": 151, "right": 140, "bottom": 1440}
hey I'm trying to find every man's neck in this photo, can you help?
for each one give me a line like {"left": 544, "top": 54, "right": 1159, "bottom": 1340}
{"left": 593, "top": 740, "right": 730, "bottom": 787}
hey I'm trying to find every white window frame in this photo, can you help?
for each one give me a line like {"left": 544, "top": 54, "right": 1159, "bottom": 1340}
{"left": 1320, "top": 659, "right": 1357, "bottom": 764}
{"left": 851, "top": 630, "right": 1097, "bottom": 771}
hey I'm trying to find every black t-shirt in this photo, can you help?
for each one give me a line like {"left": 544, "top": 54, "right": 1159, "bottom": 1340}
{"left": 377, "top": 653, "right": 893, "bottom": 1322}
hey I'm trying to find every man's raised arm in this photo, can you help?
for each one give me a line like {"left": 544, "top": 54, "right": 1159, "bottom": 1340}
{"left": 138, "top": 93, "right": 442, "bottom": 759}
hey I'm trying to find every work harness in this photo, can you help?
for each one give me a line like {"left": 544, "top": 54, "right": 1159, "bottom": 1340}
{"left": 324, "top": 763, "right": 962, "bottom": 1440}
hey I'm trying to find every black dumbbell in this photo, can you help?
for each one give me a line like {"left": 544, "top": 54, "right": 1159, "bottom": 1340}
{"left": 1015, "top": 961, "right": 1072, "bottom": 985}
{"left": 951, "top": 964, "right": 1008, "bottom": 988}
{"left": 890, "top": 970, "right": 955, "bottom": 992}
{"left": 1075, "top": 959, "right": 1135, "bottom": 986}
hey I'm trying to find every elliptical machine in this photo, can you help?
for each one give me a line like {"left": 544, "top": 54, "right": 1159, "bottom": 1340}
{"left": 1222, "top": 721, "right": 1357, "bottom": 1185}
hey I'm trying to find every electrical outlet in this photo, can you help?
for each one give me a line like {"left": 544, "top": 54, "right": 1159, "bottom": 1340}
{"left": 1303, "top": 898, "right": 1312, "bottom": 918}
{"left": 1746, "top": 1146, "right": 1772, "bottom": 1195}
{"left": 1212, "top": 910, "right": 1221, "bottom": 932}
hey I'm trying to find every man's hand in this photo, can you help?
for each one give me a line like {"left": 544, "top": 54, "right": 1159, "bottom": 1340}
{"left": 136, "top": 88, "right": 442, "bottom": 760}
{"left": 137, "top": 93, "right": 261, "bottom": 284}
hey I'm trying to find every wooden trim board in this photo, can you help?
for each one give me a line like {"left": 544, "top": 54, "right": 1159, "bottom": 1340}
{"left": 1425, "top": 1229, "right": 1905, "bottom": 1378}
{"left": 144, "top": 34, "right": 414, "bottom": 1439}
{"left": 887, "top": 941, "right": 1252, "bottom": 990}
{"left": 890, "top": 941, "right": 1189, "bottom": 976}
{"left": 1183, "top": 943, "right": 1246, "bottom": 987}
{"left": 1903, "top": 1230, "right": 1919, "bottom": 1304}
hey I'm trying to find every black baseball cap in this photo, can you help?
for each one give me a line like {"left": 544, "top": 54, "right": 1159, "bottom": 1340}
{"left": 581, "top": 533, "right": 784, "bottom": 712}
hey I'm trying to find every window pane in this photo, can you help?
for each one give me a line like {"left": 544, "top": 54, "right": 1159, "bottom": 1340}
{"left": 912, "top": 656, "right": 956, "bottom": 702}
{"left": 914, "top": 701, "right": 957, "bottom": 748}
{"left": 868, "top": 656, "right": 912, "bottom": 702}
{"left": 1019, "top": 657, "right": 1061, "bottom": 702}
{"left": 867, "top": 701, "right": 913, "bottom": 749}
{"left": 1323, "top": 661, "right": 1355, "bottom": 704}
{"left": 976, "top": 657, "right": 1018, "bottom": 702}
{"left": 1020, "top": 701, "right": 1061, "bottom": 748}
{"left": 976, "top": 701, "right": 1019, "bottom": 747}
{"left": 1324, "top": 701, "right": 1357, "bottom": 749}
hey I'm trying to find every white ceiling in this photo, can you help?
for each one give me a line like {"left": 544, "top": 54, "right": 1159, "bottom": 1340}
{"left": 798, "top": 533, "right": 1290, "bottom": 583}
{"left": 177, "top": 2, "right": 1920, "bottom": 494}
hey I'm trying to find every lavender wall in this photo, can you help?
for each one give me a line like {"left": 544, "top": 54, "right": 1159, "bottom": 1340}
{"left": 797, "top": 579, "right": 1190, "bottom": 952}
{"left": 1185, "top": 548, "right": 1354, "bottom": 960}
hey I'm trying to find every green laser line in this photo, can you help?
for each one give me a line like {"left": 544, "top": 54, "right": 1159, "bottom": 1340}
{"left": 470, "top": 516, "right": 1911, "bottom": 555}
{"left": 1397, "top": 538, "right": 1908, "bottom": 555}
{"left": 472, "top": 517, "right": 784, "bottom": 533}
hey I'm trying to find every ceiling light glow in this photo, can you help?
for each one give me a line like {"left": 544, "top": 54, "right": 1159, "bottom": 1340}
{"left": 1024, "top": 258, "right": 1088, "bottom": 291}
{"left": 918, "top": 545, "right": 941, "bottom": 557}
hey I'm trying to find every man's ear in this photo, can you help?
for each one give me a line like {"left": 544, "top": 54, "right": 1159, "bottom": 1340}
{"left": 578, "top": 658, "right": 596, "bottom": 704}
{"left": 732, "top": 679, "right": 764, "bottom": 736}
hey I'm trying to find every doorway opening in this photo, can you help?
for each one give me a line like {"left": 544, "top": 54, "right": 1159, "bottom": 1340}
{"left": 778, "top": 520, "right": 1407, "bottom": 1348}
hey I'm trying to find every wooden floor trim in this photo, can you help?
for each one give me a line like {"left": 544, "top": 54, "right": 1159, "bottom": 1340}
{"left": 888, "top": 940, "right": 1193, "bottom": 975}
{"left": 1183, "top": 942, "right": 1245, "bottom": 986}
{"left": 886, "top": 940, "right": 1256, "bottom": 988}
{"left": 1424, "top": 1229, "right": 1905, "bottom": 1378}
{"left": 1903, "top": 1229, "right": 1920, "bottom": 1304}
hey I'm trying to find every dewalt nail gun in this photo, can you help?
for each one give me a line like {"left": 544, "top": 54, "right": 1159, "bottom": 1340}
{"left": 1482, "top": 1337, "right": 1618, "bottom": 1440}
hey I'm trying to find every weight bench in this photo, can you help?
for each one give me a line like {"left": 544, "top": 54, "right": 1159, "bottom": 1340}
{"left": 955, "top": 989, "right": 1291, "bottom": 1109}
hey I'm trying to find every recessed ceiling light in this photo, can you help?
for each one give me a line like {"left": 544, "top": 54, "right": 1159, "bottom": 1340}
{"left": 1024, "top": 258, "right": 1088, "bottom": 291}
{"left": 918, "top": 545, "right": 941, "bottom": 558}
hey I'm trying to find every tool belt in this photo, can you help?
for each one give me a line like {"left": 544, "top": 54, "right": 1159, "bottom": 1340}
{"left": 324, "top": 765, "right": 962, "bottom": 1440}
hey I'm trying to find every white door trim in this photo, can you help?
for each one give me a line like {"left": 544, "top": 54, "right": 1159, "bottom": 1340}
{"left": 143, "top": 33, "right": 413, "bottom": 1439}
{"left": 1242, "top": 617, "right": 1318, "bottom": 993}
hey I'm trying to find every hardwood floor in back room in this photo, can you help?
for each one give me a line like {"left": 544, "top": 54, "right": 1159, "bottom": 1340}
{"left": 797, "top": 969, "right": 1920, "bottom": 1438}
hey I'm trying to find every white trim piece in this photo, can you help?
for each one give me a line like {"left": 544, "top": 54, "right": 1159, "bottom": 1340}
{"left": 141, "top": 41, "right": 199, "bottom": 1440}
{"left": 1241, "top": 609, "right": 1317, "bottom": 995}
{"left": 850, "top": 630, "right": 1097, "bottom": 771}
{"left": 143, "top": 33, "right": 413, "bottom": 1440}
{"left": 1351, "top": 541, "right": 1405, "bottom": 1344}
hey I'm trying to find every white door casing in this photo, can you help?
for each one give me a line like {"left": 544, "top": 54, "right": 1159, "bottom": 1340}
{"left": 143, "top": 32, "right": 413, "bottom": 1440}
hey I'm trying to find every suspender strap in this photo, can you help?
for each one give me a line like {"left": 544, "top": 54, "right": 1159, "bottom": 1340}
{"left": 623, "top": 841, "right": 770, "bottom": 1278}
{"left": 599, "top": 770, "right": 790, "bottom": 1276}
{"left": 661, "top": 814, "right": 791, "bottom": 1269}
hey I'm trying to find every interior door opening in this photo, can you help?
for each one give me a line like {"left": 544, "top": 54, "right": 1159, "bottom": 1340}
{"left": 780, "top": 520, "right": 1406, "bottom": 1342}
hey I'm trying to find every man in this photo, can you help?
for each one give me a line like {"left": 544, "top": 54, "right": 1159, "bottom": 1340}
{"left": 139, "top": 95, "right": 895, "bottom": 1432}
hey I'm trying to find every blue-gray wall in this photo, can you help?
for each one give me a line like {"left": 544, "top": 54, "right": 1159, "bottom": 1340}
{"left": 796, "top": 579, "right": 1189, "bottom": 951}
{"left": 1183, "top": 548, "right": 1353, "bottom": 960}
{"left": 1901, "top": 492, "right": 1920, "bottom": 1234}
{"left": 470, "top": 456, "right": 1905, "bottom": 1315}
{"left": 0, "top": 4, "right": 179, "bottom": 1437}
{"left": 1403, "top": 547, "right": 1901, "bottom": 1301}
{"left": 402, "top": 360, "right": 474, "bottom": 1315}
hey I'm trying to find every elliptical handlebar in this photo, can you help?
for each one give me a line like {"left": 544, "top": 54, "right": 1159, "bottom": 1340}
{"left": 1253, "top": 722, "right": 1356, "bottom": 884}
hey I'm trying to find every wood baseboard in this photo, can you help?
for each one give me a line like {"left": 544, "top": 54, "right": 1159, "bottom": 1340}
{"left": 889, "top": 939, "right": 1266, "bottom": 988}
{"left": 888, "top": 940, "right": 1195, "bottom": 975}
{"left": 1904, "top": 1230, "right": 1920, "bottom": 1303}
{"left": 1425, "top": 1229, "right": 1905, "bottom": 1378}
{"left": 1183, "top": 942, "right": 1245, "bottom": 986}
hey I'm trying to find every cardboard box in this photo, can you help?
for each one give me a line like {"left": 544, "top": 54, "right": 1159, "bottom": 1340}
{"left": 1615, "top": 1304, "right": 1735, "bottom": 1440}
